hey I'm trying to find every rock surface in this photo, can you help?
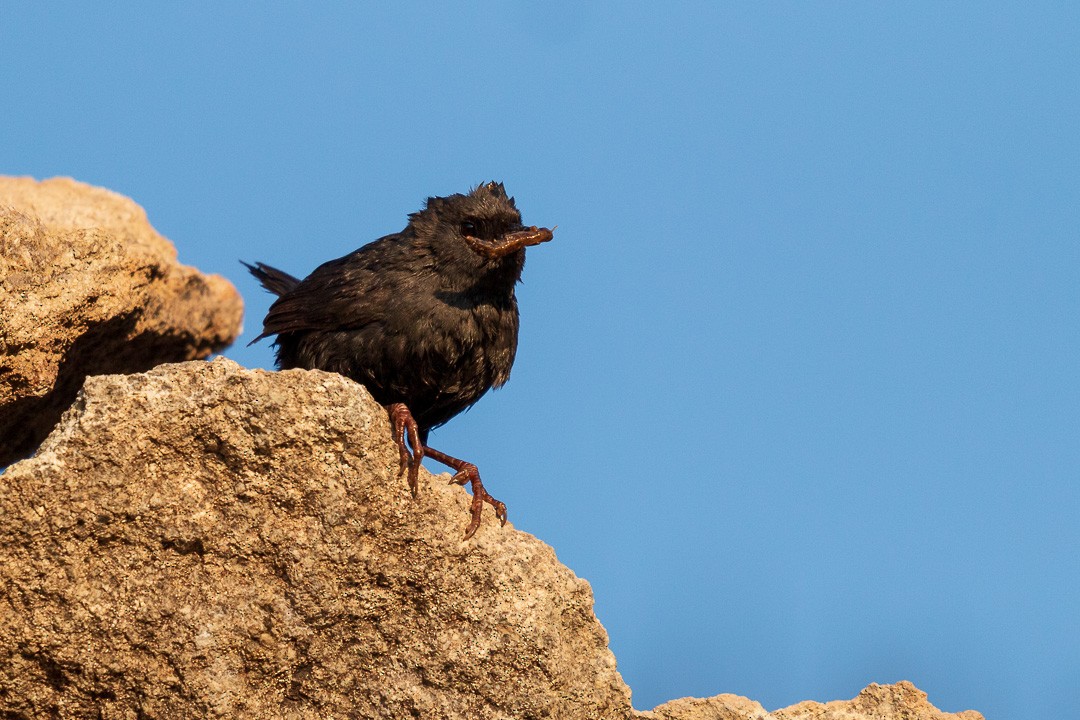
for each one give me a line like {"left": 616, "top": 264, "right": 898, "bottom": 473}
{"left": 641, "top": 681, "right": 984, "bottom": 720}
{"left": 770, "top": 681, "right": 985, "bottom": 719}
{"left": 640, "top": 693, "right": 769, "bottom": 720}
{"left": 0, "top": 360, "right": 984, "bottom": 719}
{"left": 0, "top": 358, "right": 630, "bottom": 719}
{"left": 0, "top": 176, "right": 243, "bottom": 467}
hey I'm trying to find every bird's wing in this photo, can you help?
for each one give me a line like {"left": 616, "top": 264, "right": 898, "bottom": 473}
{"left": 257, "top": 235, "right": 423, "bottom": 338}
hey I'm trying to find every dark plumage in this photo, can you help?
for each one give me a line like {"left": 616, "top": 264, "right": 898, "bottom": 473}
{"left": 245, "top": 182, "right": 552, "bottom": 537}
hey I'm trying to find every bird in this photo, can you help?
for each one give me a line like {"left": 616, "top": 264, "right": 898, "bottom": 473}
{"left": 244, "top": 182, "right": 553, "bottom": 538}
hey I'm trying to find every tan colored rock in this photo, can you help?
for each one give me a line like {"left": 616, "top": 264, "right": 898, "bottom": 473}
{"left": 638, "top": 681, "right": 984, "bottom": 720}
{"left": 768, "top": 681, "right": 984, "bottom": 720}
{"left": 0, "top": 357, "right": 985, "bottom": 719}
{"left": 640, "top": 693, "right": 768, "bottom": 720}
{"left": 0, "top": 176, "right": 243, "bottom": 466}
{"left": 0, "top": 358, "right": 631, "bottom": 719}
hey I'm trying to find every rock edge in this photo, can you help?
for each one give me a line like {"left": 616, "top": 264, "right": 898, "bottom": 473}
{"left": 0, "top": 175, "right": 243, "bottom": 466}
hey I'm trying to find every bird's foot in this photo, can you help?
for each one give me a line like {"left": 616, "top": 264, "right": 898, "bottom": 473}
{"left": 387, "top": 403, "right": 423, "bottom": 498}
{"left": 423, "top": 446, "right": 508, "bottom": 539}
{"left": 386, "top": 404, "right": 507, "bottom": 539}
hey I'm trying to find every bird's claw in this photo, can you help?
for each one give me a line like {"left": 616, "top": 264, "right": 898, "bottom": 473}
{"left": 457, "top": 465, "right": 507, "bottom": 539}
{"left": 464, "top": 491, "right": 507, "bottom": 539}
{"left": 387, "top": 405, "right": 507, "bottom": 538}
{"left": 423, "top": 449, "right": 507, "bottom": 539}
{"left": 388, "top": 403, "right": 423, "bottom": 498}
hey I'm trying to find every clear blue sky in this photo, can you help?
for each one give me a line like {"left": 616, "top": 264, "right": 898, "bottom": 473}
{"left": 3, "top": 4, "right": 1077, "bottom": 718}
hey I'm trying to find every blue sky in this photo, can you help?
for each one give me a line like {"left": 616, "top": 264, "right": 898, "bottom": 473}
{"left": 3, "top": 3, "right": 1078, "bottom": 717}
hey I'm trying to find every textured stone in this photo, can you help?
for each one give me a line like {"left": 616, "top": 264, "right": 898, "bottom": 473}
{"left": 639, "top": 682, "right": 984, "bottom": 720}
{"left": 640, "top": 693, "right": 768, "bottom": 720}
{"left": 0, "top": 358, "right": 630, "bottom": 719}
{"left": 768, "top": 681, "right": 984, "bottom": 720}
{"left": 0, "top": 176, "right": 243, "bottom": 466}
{"left": 0, "top": 355, "right": 984, "bottom": 719}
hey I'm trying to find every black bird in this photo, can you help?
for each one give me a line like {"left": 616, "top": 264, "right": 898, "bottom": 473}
{"left": 245, "top": 182, "right": 553, "bottom": 538}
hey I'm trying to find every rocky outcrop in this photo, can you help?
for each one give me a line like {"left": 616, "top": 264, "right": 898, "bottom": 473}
{"left": 640, "top": 692, "right": 769, "bottom": 720}
{"left": 0, "top": 178, "right": 983, "bottom": 719}
{"left": 770, "top": 681, "right": 984, "bottom": 719}
{"left": 641, "top": 681, "right": 984, "bottom": 720}
{"left": 0, "top": 359, "right": 986, "bottom": 720}
{"left": 0, "top": 359, "right": 630, "bottom": 719}
{"left": 0, "top": 176, "right": 243, "bottom": 466}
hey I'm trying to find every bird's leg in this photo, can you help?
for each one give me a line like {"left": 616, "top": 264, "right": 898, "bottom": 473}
{"left": 422, "top": 445, "right": 508, "bottom": 540}
{"left": 387, "top": 403, "right": 423, "bottom": 498}
{"left": 386, "top": 403, "right": 507, "bottom": 539}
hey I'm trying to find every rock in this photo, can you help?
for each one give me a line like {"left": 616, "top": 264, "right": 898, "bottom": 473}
{"left": 639, "top": 693, "right": 769, "bottom": 720}
{"left": 639, "top": 681, "right": 984, "bottom": 720}
{"left": 0, "top": 176, "right": 243, "bottom": 467}
{"left": 0, "top": 358, "right": 631, "bottom": 719}
{"left": 0, "top": 355, "right": 985, "bottom": 719}
{"left": 767, "top": 681, "right": 984, "bottom": 720}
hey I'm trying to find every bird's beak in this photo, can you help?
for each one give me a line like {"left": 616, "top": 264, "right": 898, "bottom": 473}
{"left": 463, "top": 226, "right": 554, "bottom": 259}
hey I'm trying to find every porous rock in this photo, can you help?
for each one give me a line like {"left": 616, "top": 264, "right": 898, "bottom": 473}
{"left": 639, "top": 681, "right": 984, "bottom": 720}
{"left": 0, "top": 358, "right": 630, "bottom": 719}
{"left": 0, "top": 176, "right": 243, "bottom": 466}
{"left": 638, "top": 693, "right": 769, "bottom": 720}
{"left": 0, "top": 359, "right": 984, "bottom": 719}
{"left": 768, "top": 680, "right": 984, "bottom": 719}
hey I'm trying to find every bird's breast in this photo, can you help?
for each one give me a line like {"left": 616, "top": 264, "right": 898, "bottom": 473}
{"left": 422, "top": 297, "right": 518, "bottom": 388}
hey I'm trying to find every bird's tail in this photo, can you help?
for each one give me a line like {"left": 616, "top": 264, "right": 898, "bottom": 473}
{"left": 242, "top": 261, "right": 301, "bottom": 297}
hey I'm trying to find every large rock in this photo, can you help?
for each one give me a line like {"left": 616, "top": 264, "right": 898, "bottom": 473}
{"left": 0, "top": 176, "right": 243, "bottom": 466}
{"left": 0, "top": 358, "right": 984, "bottom": 719}
{"left": 0, "top": 358, "right": 631, "bottom": 719}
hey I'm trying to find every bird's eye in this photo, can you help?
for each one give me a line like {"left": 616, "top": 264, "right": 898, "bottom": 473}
{"left": 460, "top": 220, "right": 478, "bottom": 236}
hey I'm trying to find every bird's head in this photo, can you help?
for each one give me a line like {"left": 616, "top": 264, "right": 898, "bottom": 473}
{"left": 409, "top": 182, "right": 553, "bottom": 270}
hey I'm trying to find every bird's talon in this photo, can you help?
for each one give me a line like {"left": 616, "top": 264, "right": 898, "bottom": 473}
{"left": 463, "top": 513, "right": 482, "bottom": 540}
